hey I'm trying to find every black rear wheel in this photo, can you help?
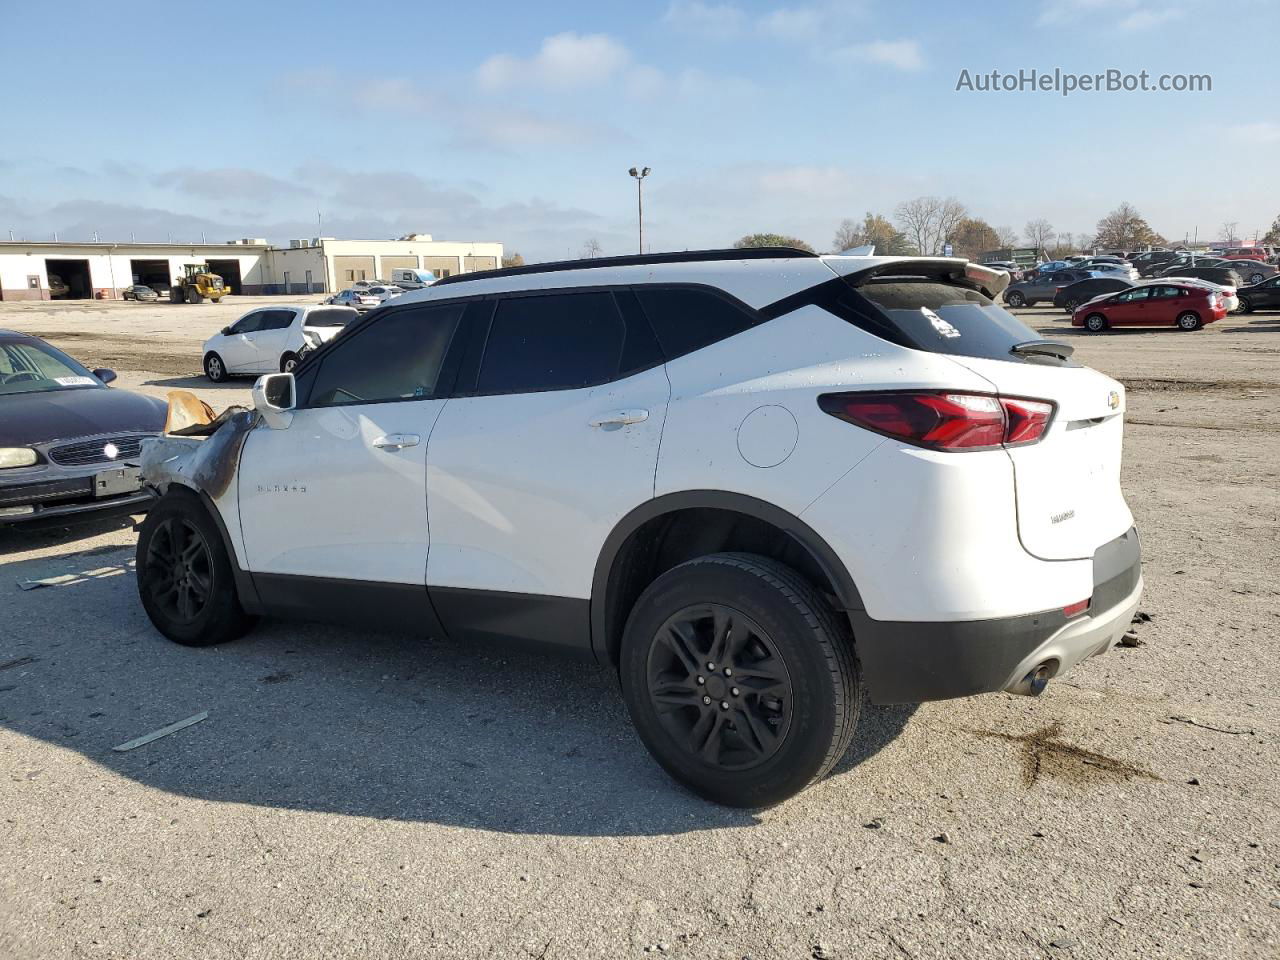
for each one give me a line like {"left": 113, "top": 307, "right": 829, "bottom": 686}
{"left": 620, "top": 553, "right": 859, "bottom": 807}
{"left": 1177, "top": 311, "right": 1201, "bottom": 331}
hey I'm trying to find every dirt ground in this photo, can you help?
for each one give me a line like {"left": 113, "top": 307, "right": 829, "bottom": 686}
{"left": 1, "top": 296, "right": 1277, "bottom": 960}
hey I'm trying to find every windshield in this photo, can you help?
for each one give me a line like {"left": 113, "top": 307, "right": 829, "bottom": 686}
{"left": 0, "top": 339, "right": 101, "bottom": 396}
{"left": 305, "top": 307, "right": 356, "bottom": 327}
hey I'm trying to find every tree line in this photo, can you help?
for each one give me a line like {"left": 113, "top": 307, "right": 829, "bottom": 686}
{"left": 733, "top": 201, "right": 1279, "bottom": 259}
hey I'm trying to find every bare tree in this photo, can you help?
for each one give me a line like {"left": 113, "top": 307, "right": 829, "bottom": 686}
{"left": 832, "top": 218, "right": 861, "bottom": 252}
{"left": 501, "top": 252, "right": 525, "bottom": 268}
{"left": 995, "top": 225, "right": 1020, "bottom": 248}
{"left": 831, "top": 213, "right": 910, "bottom": 254}
{"left": 580, "top": 238, "right": 603, "bottom": 259}
{"left": 1053, "top": 231, "right": 1076, "bottom": 256}
{"left": 1219, "top": 221, "right": 1240, "bottom": 245}
{"left": 1093, "top": 202, "right": 1164, "bottom": 250}
{"left": 895, "top": 196, "right": 967, "bottom": 256}
{"left": 1024, "top": 218, "right": 1055, "bottom": 251}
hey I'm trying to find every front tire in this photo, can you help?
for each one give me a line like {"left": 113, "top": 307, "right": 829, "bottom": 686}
{"left": 1177, "top": 311, "right": 1202, "bottom": 331}
{"left": 186, "top": 287, "right": 202, "bottom": 304}
{"left": 1237, "top": 297, "right": 1254, "bottom": 315}
{"left": 1084, "top": 312, "right": 1108, "bottom": 332}
{"left": 1005, "top": 291, "right": 1026, "bottom": 308}
{"left": 619, "top": 553, "right": 860, "bottom": 807}
{"left": 1062, "top": 298, "right": 1079, "bottom": 314}
{"left": 137, "top": 493, "right": 255, "bottom": 647}
{"left": 1247, "top": 273, "right": 1265, "bottom": 285}
{"left": 204, "top": 352, "right": 227, "bottom": 382}
{"left": 280, "top": 352, "right": 299, "bottom": 373}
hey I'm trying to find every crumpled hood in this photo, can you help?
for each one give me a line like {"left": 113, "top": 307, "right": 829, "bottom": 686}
{"left": 0, "top": 387, "right": 167, "bottom": 446}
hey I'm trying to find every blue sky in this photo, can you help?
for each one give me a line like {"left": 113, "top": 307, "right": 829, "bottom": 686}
{"left": 2, "top": 0, "right": 1276, "bottom": 260}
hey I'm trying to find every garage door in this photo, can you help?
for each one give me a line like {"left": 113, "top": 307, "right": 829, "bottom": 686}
{"left": 333, "top": 256, "right": 377, "bottom": 286}
{"left": 380, "top": 255, "right": 418, "bottom": 274}
{"left": 423, "top": 256, "right": 460, "bottom": 279}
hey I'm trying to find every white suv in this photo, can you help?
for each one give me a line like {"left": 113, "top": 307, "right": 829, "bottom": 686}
{"left": 139, "top": 249, "right": 1142, "bottom": 806}
{"left": 202, "top": 305, "right": 358, "bottom": 381}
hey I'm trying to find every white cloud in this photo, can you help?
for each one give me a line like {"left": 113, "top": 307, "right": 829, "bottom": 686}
{"left": 477, "top": 33, "right": 631, "bottom": 91}
{"left": 1039, "top": 0, "right": 1189, "bottom": 31}
{"left": 758, "top": 6, "right": 824, "bottom": 42}
{"left": 662, "top": 0, "right": 746, "bottom": 39}
{"left": 835, "top": 39, "right": 924, "bottom": 71}
{"left": 1229, "top": 121, "right": 1280, "bottom": 145}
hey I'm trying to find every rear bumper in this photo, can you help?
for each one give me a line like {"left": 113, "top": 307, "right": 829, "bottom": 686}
{"left": 854, "top": 527, "right": 1141, "bottom": 704}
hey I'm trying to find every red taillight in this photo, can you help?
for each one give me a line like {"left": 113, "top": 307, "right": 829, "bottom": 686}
{"left": 818, "top": 391, "right": 1055, "bottom": 451}
{"left": 1063, "top": 598, "right": 1090, "bottom": 618}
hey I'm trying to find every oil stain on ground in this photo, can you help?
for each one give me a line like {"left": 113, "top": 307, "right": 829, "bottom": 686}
{"left": 961, "top": 721, "right": 1162, "bottom": 788}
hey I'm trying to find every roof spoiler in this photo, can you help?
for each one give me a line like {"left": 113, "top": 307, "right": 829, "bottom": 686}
{"left": 826, "top": 257, "right": 1011, "bottom": 298}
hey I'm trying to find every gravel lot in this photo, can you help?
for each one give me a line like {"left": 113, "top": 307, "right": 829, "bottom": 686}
{"left": 2, "top": 296, "right": 1278, "bottom": 960}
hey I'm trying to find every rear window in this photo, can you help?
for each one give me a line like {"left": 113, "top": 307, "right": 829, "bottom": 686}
{"left": 306, "top": 308, "right": 356, "bottom": 327}
{"left": 828, "top": 279, "right": 1065, "bottom": 366}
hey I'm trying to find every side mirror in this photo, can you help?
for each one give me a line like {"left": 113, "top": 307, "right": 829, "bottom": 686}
{"left": 92, "top": 368, "right": 117, "bottom": 384}
{"left": 253, "top": 373, "right": 296, "bottom": 430}
{"left": 221, "top": 326, "right": 233, "bottom": 336}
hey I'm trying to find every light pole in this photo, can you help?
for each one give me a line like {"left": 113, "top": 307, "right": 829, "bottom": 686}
{"left": 629, "top": 166, "right": 650, "bottom": 254}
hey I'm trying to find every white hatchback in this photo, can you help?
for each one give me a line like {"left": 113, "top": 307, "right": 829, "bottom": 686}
{"left": 201, "top": 305, "right": 358, "bottom": 381}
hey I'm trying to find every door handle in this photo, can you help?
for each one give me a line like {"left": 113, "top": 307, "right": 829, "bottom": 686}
{"left": 589, "top": 409, "right": 649, "bottom": 427}
{"left": 372, "top": 433, "right": 421, "bottom": 450}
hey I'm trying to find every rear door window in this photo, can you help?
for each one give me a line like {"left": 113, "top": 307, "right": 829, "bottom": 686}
{"left": 476, "top": 292, "right": 625, "bottom": 394}
{"left": 304, "top": 308, "right": 356, "bottom": 327}
{"left": 633, "top": 287, "right": 761, "bottom": 359}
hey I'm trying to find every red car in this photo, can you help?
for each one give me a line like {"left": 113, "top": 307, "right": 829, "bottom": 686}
{"left": 1072, "top": 283, "right": 1226, "bottom": 332}
{"left": 1219, "top": 247, "right": 1267, "bottom": 261}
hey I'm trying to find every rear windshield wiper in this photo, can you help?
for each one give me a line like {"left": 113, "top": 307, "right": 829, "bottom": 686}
{"left": 1010, "top": 339, "right": 1074, "bottom": 362}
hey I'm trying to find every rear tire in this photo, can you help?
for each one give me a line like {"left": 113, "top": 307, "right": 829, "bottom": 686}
{"left": 1063, "top": 298, "right": 1079, "bottom": 314}
{"left": 169, "top": 286, "right": 183, "bottom": 304}
{"left": 1247, "top": 273, "right": 1265, "bottom": 285}
{"left": 1238, "top": 297, "right": 1254, "bottom": 315}
{"left": 1177, "top": 311, "right": 1202, "bottom": 331}
{"left": 1005, "top": 291, "right": 1026, "bottom": 308}
{"left": 1084, "top": 313, "right": 1108, "bottom": 332}
{"left": 619, "top": 553, "right": 860, "bottom": 807}
{"left": 136, "top": 493, "right": 255, "bottom": 647}
{"left": 204, "top": 352, "right": 227, "bottom": 382}
{"left": 280, "top": 352, "right": 299, "bottom": 373}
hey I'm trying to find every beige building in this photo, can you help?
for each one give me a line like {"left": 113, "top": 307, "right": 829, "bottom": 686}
{"left": 0, "top": 234, "right": 503, "bottom": 300}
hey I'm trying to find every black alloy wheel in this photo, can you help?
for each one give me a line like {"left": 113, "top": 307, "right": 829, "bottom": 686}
{"left": 646, "top": 603, "right": 793, "bottom": 771}
{"left": 143, "top": 517, "right": 213, "bottom": 625}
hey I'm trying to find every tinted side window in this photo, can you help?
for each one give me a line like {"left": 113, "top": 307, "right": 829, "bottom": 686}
{"left": 308, "top": 302, "right": 464, "bottom": 407}
{"left": 261, "top": 309, "right": 297, "bottom": 331}
{"left": 477, "top": 292, "right": 624, "bottom": 394}
{"left": 634, "top": 287, "right": 760, "bottom": 359}
{"left": 233, "top": 312, "right": 265, "bottom": 334}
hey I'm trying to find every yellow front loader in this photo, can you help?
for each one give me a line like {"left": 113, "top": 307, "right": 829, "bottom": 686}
{"left": 169, "top": 263, "right": 228, "bottom": 304}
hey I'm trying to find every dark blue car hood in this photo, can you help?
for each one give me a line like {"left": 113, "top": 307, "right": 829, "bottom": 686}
{"left": 0, "top": 387, "right": 167, "bottom": 447}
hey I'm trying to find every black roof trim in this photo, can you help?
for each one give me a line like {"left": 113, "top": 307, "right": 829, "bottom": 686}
{"left": 434, "top": 247, "right": 818, "bottom": 287}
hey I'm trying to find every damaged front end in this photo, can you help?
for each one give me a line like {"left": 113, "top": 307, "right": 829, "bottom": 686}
{"left": 140, "top": 391, "right": 259, "bottom": 503}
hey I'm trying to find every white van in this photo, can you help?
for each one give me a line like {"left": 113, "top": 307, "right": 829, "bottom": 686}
{"left": 391, "top": 267, "right": 437, "bottom": 290}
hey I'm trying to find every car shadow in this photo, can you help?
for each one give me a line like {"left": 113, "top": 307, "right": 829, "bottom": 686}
{"left": 143, "top": 375, "right": 252, "bottom": 390}
{"left": 0, "top": 548, "right": 913, "bottom": 836}
{"left": 0, "top": 511, "right": 139, "bottom": 559}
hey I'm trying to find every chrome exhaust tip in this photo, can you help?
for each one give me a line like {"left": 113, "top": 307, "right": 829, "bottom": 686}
{"left": 1008, "top": 662, "right": 1055, "bottom": 697}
